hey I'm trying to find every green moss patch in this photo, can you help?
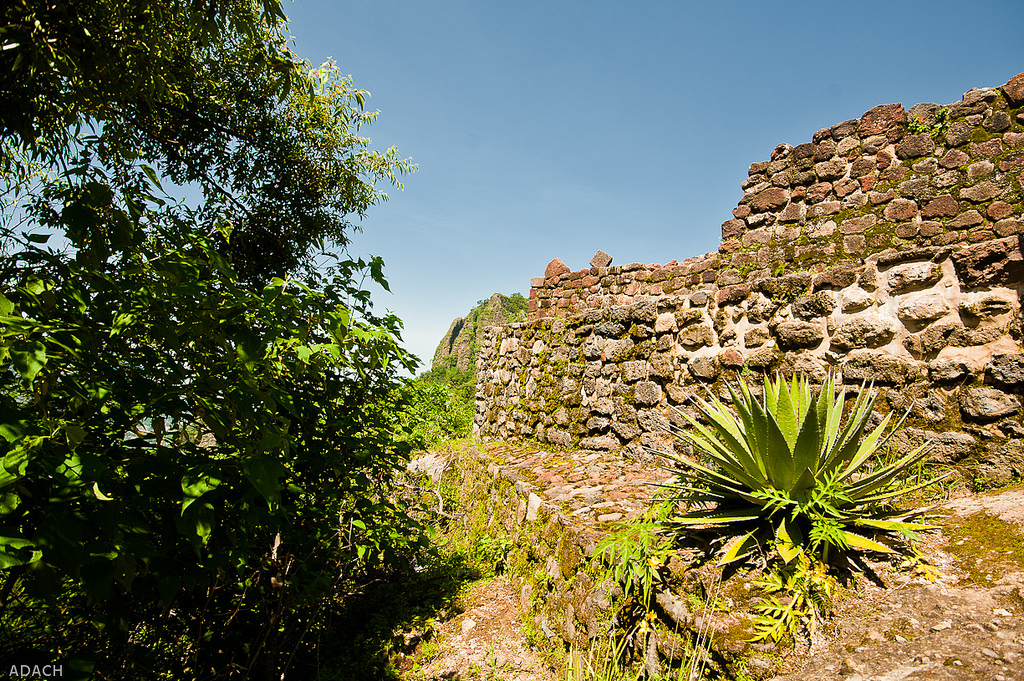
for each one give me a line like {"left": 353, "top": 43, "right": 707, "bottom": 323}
{"left": 942, "top": 511, "right": 1024, "bottom": 587}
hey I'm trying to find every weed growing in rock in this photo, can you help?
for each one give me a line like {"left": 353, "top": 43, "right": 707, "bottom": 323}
{"left": 907, "top": 106, "right": 949, "bottom": 139}
{"left": 594, "top": 504, "right": 675, "bottom": 610}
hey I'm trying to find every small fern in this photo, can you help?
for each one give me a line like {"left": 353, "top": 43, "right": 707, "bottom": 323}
{"left": 750, "top": 555, "right": 838, "bottom": 642}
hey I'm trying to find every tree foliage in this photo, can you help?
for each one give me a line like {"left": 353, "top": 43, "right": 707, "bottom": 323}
{"left": 1, "top": 1, "right": 421, "bottom": 677}
{"left": 395, "top": 381, "right": 474, "bottom": 450}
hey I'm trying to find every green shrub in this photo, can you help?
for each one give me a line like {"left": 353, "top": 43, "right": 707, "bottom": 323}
{"left": 395, "top": 380, "right": 473, "bottom": 450}
{"left": 663, "top": 373, "right": 943, "bottom": 566}
{"left": 661, "top": 373, "right": 947, "bottom": 642}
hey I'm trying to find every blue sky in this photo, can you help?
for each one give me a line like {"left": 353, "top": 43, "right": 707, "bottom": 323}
{"left": 283, "top": 0, "right": 1024, "bottom": 372}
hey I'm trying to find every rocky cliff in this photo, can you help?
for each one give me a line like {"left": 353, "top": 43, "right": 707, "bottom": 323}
{"left": 432, "top": 293, "right": 528, "bottom": 373}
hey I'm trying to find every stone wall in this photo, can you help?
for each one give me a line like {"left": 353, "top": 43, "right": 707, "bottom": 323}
{"left": 476, "top": 73, "right": 1024, "bottom": 484}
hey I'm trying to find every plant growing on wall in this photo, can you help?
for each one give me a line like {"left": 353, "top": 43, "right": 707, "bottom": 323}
{"left": 906, "top": 107, "right": 949, "bottom": 139}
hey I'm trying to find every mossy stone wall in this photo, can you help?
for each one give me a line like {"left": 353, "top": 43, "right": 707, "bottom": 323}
{"left": 477, "top": 74, "right": 1024, "bottom": 485}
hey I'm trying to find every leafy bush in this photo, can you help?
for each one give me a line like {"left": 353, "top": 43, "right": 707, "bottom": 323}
{"left": 663, "top": 374, "right": 942, "bottom": 566}
{"left": 394, "top": 380, "right": 474, "bottom": 450}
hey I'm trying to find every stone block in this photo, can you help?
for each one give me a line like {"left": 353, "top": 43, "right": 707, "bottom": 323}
{"left": 843, "top": 235, "right": 866, "bottom": 256}
{"left": 951, "top": 237, "right": 1024, "bottom": 287}
{"left": 929, "top": 359, "right": 974, "bottom": 383}
{"left": 750, "top": 187, "right": 788, "bottom": 212}
{"left": 814, "top": 160, "right": 847, "bottom": 181}
{"left": 1002, "top": 71, "right": 1024, "bottom": 106}
{"left": 883, "top": 198, "right": 919, "bottom": 222}
{"left": 590, "top": 250, "right": 613, "bottom": 268}
{"left": 960, "top": 181, "right": 1003, "bottom": 203}
{"left": 830, "top": 312, "right": 898, "bottom": 350}
{"left": 545, "top": 258, "right": 571, "bottom": 278}
{"left": 897, "top": 293, "right": 950, "bottom": 324}
{"left": 580, "top": 435, "right": 620, "bottom": 451}
{"left": 960, "top": 386, "right": 1021, "bottom": 423}
{"left": 895, "top": 133, "right": 935, "bottom": 159}
{"left": 688, "top": 355, "right": 721, "bottom": 382}
{"left": 774, "top": 321, "right": 825, "bottom": 349}
{"left": 887, "top": 261, "right": 942, "bottom": 294}
{"left": 792, "top": 291, "right": 837, "bottom": 319}
{"left": 813, "top": 265, "right": 859, "bottom": 290}
{"left": 986, "top": 354, "right": 1024, "bottom": 392}
{"left": 633, "top": 381, "right": 663, "bottom": 406}
{"left": 619, "top": 360, "right": 649, "bottom": 383}
{"left": 947, "top": 209, "right": 985, "bottom": 230}
{"left": 921, "top": 195, "right": 959, "bottom": 218}
{"left": 859, "top": 103, "right": 906, "bottom": 141}
{"left": 602, "top": 338, "right": 634, "bottom": 361}
{"left": 678, "top": 324, "right": 714, "bottom": 349}
{"left": 841, "top": 351, "right": 926, "bottom": 385}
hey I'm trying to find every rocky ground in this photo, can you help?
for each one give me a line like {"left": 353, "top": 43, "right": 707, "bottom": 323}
{"left": 401, "top": 445, "right": 1024, "bottom": 681}
{"left": 771, "top": 487, "right": 1024, "bottom": 681}
{"left": 394, "top": 576, "right": 555, "bottom": 681}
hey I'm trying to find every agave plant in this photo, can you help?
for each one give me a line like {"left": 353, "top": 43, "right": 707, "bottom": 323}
{"left": 663, "top": 373, "right": 944, "bottom": 566}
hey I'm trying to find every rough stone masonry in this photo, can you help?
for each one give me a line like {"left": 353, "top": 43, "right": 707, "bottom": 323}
{"left": 475, "top": 73, "right": 1024, "bottom": 485}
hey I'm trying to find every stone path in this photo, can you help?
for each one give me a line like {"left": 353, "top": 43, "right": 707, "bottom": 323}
{"left": 399, "top": 577, "right": 555, "bottom": 681}
{"left": 771, "top": 487, "right": 1024, "bottom": 681}
{"left": 483, "top": 442, "right": 673, "bottom": 525}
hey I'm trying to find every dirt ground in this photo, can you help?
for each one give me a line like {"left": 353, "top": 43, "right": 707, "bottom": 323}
{"left": 395, "top": 576, "right": 556, "bottom": 681}
{"left": 398, "top": 486, "right": 1024, "bottom": 681}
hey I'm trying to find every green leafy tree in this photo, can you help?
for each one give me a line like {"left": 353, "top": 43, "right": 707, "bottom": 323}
{"left": 1, "top": 1, "right": 420, "bottom": 677}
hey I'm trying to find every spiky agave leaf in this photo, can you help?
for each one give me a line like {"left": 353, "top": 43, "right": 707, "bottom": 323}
{"left": 663, "top": 373, "right": 942, "bottom": 566}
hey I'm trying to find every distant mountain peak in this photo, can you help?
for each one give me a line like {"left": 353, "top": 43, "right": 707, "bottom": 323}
{"left": 431, "top": 293, "right": 527, "bottom": 372}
